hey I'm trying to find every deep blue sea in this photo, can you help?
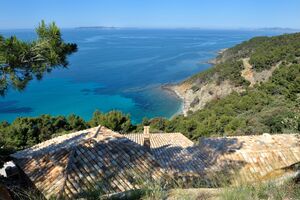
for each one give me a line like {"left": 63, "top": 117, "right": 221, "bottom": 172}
{"left": 0, "top": 28, "right": 290, "bottom": 123}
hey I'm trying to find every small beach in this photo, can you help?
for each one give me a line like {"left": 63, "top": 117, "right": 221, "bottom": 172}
{"left": 161, "top": 47, "right": 229, "bottom": 117}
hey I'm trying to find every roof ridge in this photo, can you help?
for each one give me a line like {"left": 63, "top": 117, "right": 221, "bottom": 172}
{"left": 56, "top": 139, "right": 98, "bottom": 198}
{"left": 232, "top": 146, "right": 300, "bottom": 153}
{"left": 57, "top": 148, "right": 76, "bottom": 199}
{"left": 11, "top": 127, "right": 101, "bottom": 159}
{"left": 109, "top": 137, "right": 149, "bottom": 150}
{"left": 92, "top": 125, "right": 102, "bottom": 138}
{"left": 204, "top": 133, "right": 300, "bottom": 139}
{"left": 127, "top": 132, "right": 184, "bottom": 135}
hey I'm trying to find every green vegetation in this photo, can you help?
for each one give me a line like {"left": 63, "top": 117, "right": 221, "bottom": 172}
{"left": 0, "top": 114, "right": 89, "bottom": 151}
{"left": 187, "top": 32, "right": 300, "bottom": 86}
{"left": 0, "top": 20, "right": 77, "bottom": 96}
{"left": 188, "top": 59, "right": 250, "bottom": 87}
{"left": 0, "top": 110, "right": 133, "bottom": 159}
{"left": 218, "top": 33, "right": 300, "bottom": 71}
{"left": 90, "top": 110, "right": 133, "bottom": 133}
{"left": 144, "top": 64, "right": 299, "bottom": 139}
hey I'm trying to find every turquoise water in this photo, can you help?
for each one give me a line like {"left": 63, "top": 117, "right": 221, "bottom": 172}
{"left": 0, "top": 29, "right": 289, "bottom": 123}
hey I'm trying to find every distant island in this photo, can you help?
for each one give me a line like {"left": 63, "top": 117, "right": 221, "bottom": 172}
{"left": 256, "top": 27, "right": 299, "bottom": 31}
{"left": 75, "top": 26, "right": 119, "bottom": 29}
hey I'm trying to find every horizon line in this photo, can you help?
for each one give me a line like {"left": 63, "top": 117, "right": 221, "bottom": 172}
{"left": 0, "top": 26, "right": 299, "bottom": 31}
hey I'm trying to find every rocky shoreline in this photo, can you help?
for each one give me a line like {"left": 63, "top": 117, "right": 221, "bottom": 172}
{"left": 206, "top": 48, "right": 228, "bottom": 64}
{"left": 162, "top": 48, "right": 229, "bottom": 117}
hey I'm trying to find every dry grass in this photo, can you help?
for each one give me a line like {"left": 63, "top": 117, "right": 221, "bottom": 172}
{"left": 220, "top": 180, "right": 300, "bottom": 200}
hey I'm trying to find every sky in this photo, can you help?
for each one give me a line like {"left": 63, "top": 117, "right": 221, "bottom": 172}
{"left": 1, "top": 0, "right": 300, "bottom": 29}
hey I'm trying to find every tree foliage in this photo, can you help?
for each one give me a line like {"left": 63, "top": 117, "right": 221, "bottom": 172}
{"left": 0, "top": 110, "right": 134, "bottom": 155}
{"left": 0, "top": 114, "right": 88, "bottom": 150}
{"left": 0, "top": 20, "right": 77, "bottom": 96}
{"left": 90, "top": 110, "right": 133, "bottom": 133}
{"left": 188, "top": 33, "right": 300, "bottom": 87}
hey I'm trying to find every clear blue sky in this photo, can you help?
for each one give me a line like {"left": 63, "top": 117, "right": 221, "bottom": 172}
{"left": 1, "top": 0, "right": 300, "bottom": 29}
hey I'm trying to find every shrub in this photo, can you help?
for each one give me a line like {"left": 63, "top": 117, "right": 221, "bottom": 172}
{"left": 90, "top": 110, "right": 133, "bottom": 133}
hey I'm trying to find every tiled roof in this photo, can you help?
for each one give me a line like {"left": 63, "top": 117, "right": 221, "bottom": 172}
{"left": 198, "top": 133, "right": 300, "bottom": 183}
{"left": 11, "top": 126, "right": 165, "bottom": 199}
{"left": 125, "top": 133, "right": 300, "bottom": 183}
{"left": 12, "top": 126, "right": 106, "bottom": 159}
{"left": 125, "top": 133, "right": 199, "bottom": 175}
{"left": 11, "top": 126, "right": 300, "bottom": 198}
{"left": 125, "top": 132, "right": 194, "bottom": 148}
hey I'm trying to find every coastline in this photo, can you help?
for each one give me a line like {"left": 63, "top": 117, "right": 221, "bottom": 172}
{"left": 161, "top": 84, "right": 182, "bottom": 99}
{"left": 206, "top": 48, "right": 228, "bottom": 64}
{"left": 161, "top": 84, "right": 190, "bottom": 117}
{"left": 162, "top": 47, "right": 228, "bottom": 117}
{"left": 161, "top": 84, "right": 184, "bottom": 115}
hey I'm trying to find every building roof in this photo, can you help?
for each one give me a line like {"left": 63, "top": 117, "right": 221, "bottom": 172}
{"left": 125, "top": 132, "right": 300, "bottom": 183}
{"left": 125, "top": 133, "right": 199, "bottom": 175}
{"left": 11, "top": 126, "right": 300, "bottom": 199}
{"left": 125, "top": 132, "right": 194, "bottom": 149}
{"left": 11, "top": 126, "right": 165, "bottom": 199}
{"left": 198, "top": 133, "right": 300, "bottom": 183}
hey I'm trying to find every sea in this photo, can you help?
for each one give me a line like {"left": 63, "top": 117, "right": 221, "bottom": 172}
{"left": 0, "top": 28, "right": 291, "bottom": 123}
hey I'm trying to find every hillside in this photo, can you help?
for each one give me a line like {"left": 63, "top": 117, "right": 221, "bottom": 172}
{"left": 171, "top": 33, "right": 300, "bottom": 115}
{"left": 164, "top": 32, "right": 300, "bottom": 138}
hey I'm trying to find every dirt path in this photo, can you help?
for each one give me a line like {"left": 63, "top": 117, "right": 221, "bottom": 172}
{"left": 241, "top": 58, "right": 255, "bottom": 87}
